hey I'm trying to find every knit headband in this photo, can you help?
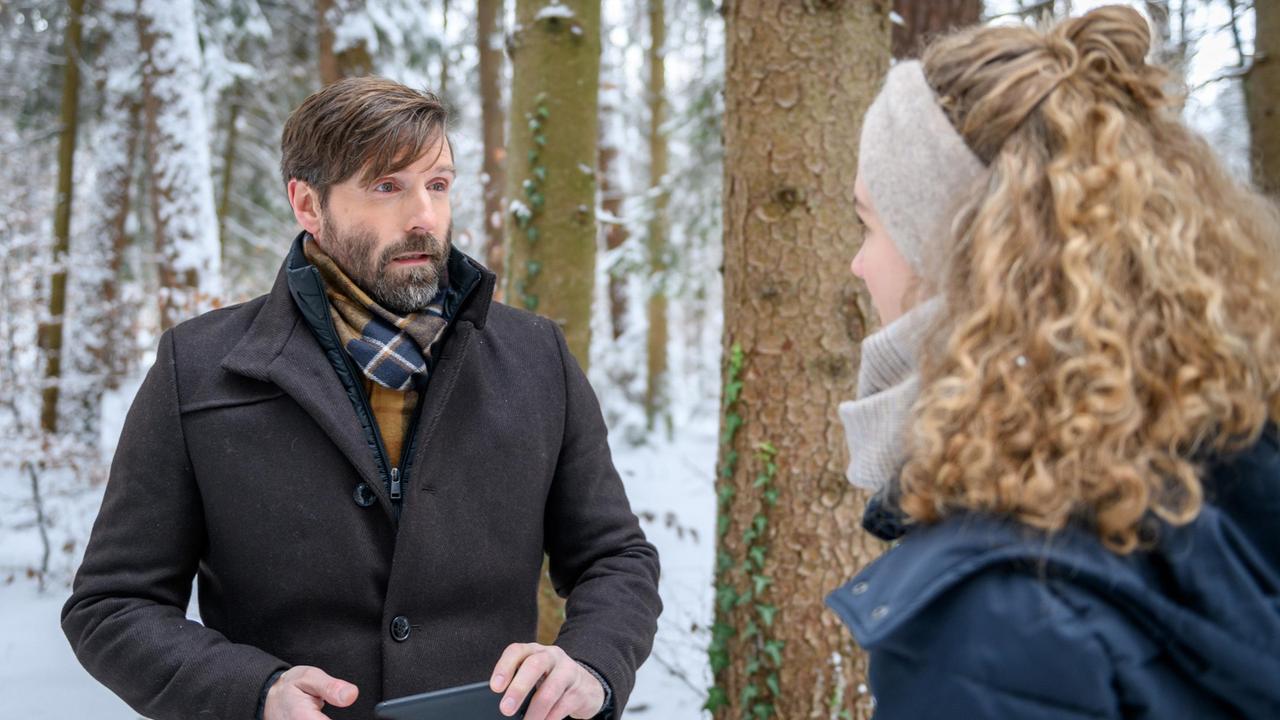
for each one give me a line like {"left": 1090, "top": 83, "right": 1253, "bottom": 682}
{"left": 857, "top": 60, "right": 987, "bottom": 280}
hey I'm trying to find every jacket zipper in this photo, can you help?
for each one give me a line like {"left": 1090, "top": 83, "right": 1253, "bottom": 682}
{"left": 313, "top": 268, "right": 401, "bottom": 516}
{"left": 389, "top": 467, "right": 402, "bottom": 501}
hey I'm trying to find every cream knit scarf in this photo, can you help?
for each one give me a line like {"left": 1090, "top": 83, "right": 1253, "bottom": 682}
{"left": 838, "top": 298, "right": 941, "bottom": 493}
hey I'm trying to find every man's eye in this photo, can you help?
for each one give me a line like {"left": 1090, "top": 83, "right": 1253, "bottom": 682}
{"left": 373, "top": 181, "right": 397, "bottom": 192}
{"left": 429, "top": 181, "right": 449, "bottom": 192}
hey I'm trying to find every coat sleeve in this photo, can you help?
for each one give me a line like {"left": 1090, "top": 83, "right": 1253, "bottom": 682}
{"left": 61, "top": 329, "right": 290, "bottom": 720}
{"left": 541, "top": 322, "right": 662, "bottom": 716}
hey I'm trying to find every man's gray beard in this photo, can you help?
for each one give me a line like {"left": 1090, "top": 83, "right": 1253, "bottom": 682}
{"left": 319, "top": 220, "right": 451, "bottom": 315}
{"left": 372, "top": 263, "right": 442, "bottom": 314}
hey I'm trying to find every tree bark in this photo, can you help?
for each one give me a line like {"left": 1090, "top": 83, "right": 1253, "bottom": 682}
{"left": 86, "top": 0, "right": 145, "bottom": 399}
{"left": 891, "top": 0, "right": 982, "bottom": 59}
{"left": 217, "top": 82, "right": 242, "bottom": 249}
{"left": 37, "top": 0, "right": 86, "bottom": 435}
{"left": 503, "top": 0, "right": 601, "bottom": 368}
{"left": 138, "top": 0, "right": 222, "bottom": 330}
{"left": 644, "top": 0, "right": 669, "bottom": 430}
{"left": 504, "top": 0, "right": 601, "bottom": 646}
{"left": 1246, "top": 0, "right": 1280, "bottom": 198}
{"left": 711, "top": 2, "right": 891, "bottom": 719}
{"left": 479, "top": 0, "right": 507, "bottom": 289}
{"left": 318, "top": 0, "right": 374, "bottom": 85}
{"left": 441, "top": 0, "right": 451, "bottom": 99}
{"left": 598, "top": 48, "right": 628, "bottom": 340}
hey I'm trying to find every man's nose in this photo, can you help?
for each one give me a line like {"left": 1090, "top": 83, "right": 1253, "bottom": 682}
{"left": 406, "top": 185, "right": 439, "bottom": 235}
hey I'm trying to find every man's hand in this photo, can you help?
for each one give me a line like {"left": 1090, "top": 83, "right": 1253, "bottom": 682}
{"left": 264, "top": 666, "right": 359, "bottom": 720}
{"left": 490, "top": 643, "right": 606, "bottom": 720}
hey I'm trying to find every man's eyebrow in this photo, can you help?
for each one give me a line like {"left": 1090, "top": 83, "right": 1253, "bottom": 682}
{"left": 432, "top": 165, "right": 457, "bottom": 177}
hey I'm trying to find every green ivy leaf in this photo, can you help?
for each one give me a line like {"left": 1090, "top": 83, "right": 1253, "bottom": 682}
{"left": 715, "top": 584, "right": 738, "bottom": 612}
{"left": 725, "top": 379, "right": 743, "bottom": 405}
{"left": 763, "top": 639, "right": 785, "bottom": 665}
{"left": 717, "top": 484, "right": 735, "bottom": 504}
{"left": 703, "top": 686, "right": 727, "bottom": 713}
{"left": 757, "top": 603, "right": 777, "bottom": 627}
{"left": 752, "top": 573, "right": 771, "bottom": 596}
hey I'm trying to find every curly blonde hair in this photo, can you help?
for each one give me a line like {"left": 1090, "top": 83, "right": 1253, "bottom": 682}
{"left": 899, "top": 5, "right": 1280, "bottom": 552}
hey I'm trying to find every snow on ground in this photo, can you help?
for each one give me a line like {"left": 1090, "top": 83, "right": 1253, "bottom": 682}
{"left": 613, "top": 416, "right": 718, "bottom": 719}
{"left": 2, "top": 390, "right": 718, "bottom": 719}
{"left": 1, "top": 582, "right": 141, "bottom": 719}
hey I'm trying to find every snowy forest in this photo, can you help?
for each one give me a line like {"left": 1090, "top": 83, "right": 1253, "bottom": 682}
{"left": 1, "top": 0, "right": 1275, "bottom": 718}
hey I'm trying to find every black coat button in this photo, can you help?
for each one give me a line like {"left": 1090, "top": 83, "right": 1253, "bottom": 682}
{"left": 390, "top": 615, "right": 411, "bottom": 642}
{"left": 353, "top": 483, "right": 376, "bottom": 507}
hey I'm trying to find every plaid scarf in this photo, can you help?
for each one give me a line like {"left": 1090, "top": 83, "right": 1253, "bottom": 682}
{"left": 304, "top": 235, "right": 452, "bottom": 391}
{"left": 304, "top": 236, "right": 452, "bottom": 465}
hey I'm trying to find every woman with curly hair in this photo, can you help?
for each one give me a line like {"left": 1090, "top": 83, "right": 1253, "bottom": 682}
{"left": 828, "top": 5, "right": 1280, "bottom": 718}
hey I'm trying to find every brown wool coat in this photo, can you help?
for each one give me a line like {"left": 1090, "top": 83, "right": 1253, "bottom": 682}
{"left": 61, "top": 250, "right": 661, "bottom": 720}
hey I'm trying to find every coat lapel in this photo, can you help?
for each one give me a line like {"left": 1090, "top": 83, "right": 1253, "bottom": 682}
{"left": 221, "top": 262, "right": 383, "bottom": 490}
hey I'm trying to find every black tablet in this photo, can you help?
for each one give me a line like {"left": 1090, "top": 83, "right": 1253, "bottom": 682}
{"left": 373, "top": 681, "right": 527, "bottom": 719}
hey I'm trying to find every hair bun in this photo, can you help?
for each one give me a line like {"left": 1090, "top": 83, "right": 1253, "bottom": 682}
{"left": 1059, "top": 5, "right": 1151, "bottom": 76}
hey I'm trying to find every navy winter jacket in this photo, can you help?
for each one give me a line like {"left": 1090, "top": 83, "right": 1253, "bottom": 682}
{"left": 827, "top": 428, "right": 1280, "bottom": 719}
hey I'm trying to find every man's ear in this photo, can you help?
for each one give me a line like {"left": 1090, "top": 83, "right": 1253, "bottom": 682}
{"left": 287, "top": 179, "right": 323, "bottom": 237}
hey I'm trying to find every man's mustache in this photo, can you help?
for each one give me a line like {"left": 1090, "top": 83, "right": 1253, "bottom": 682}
{"left": 378, "top": 233, "right": 444, "bottom": 267}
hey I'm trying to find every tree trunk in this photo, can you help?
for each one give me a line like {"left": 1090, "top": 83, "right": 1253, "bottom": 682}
{"left": 892, "top": 0, "right": 982, "bottom": 59}
{"left": 1247, "top": 0, "right": 1280, "bottom": 199}
{"left": 644, "top": 0, "right": 669, "bottom": 430}
{"left": 93, "top": 87, "right": 143, "bottom": 392}
{"left": 85, "top": 0, "right": 145, "bottom": 410}
{"left": 217, "top": 82, "right": 243, "bottom": 247}
{"left": 441, "top": 0, "right": 451, "bottom": 99}
{"left": 479, "top": 0, "right": 507, "bottom": 289}
{"left": 504, "top": 0, "right": 601, "bottom": 646}
{"left": 37, "top": 0, "right": 86, "bottom": 435}
{"left": 503, "top": 0, "right": 600, "bottom": 368}
{"left": 138, "top": 0, "right": 222, "bottom": 330}
{"left": 598, "top": 48, "right": 628, "bottom": 340}
{"left": 318, "top": 0, "right": 374, "bottom": 85}
{"left": 711, "top": 3, "right": 891, "bottom": 719}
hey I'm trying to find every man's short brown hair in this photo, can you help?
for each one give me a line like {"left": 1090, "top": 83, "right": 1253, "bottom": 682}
{"left": 280, "top": 76, "right": 449, "bottom": 207}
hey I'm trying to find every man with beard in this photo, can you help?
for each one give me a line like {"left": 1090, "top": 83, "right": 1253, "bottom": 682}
{"left": 62, "top": 78, "right": 661, "bottom": 720}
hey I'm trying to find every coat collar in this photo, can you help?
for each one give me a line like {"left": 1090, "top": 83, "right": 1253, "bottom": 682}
{"left": 219, "top": 233, "right": 497, "bottom": 490}
{"left": 222, "top": 232, "right": 496, "bottom": 382}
